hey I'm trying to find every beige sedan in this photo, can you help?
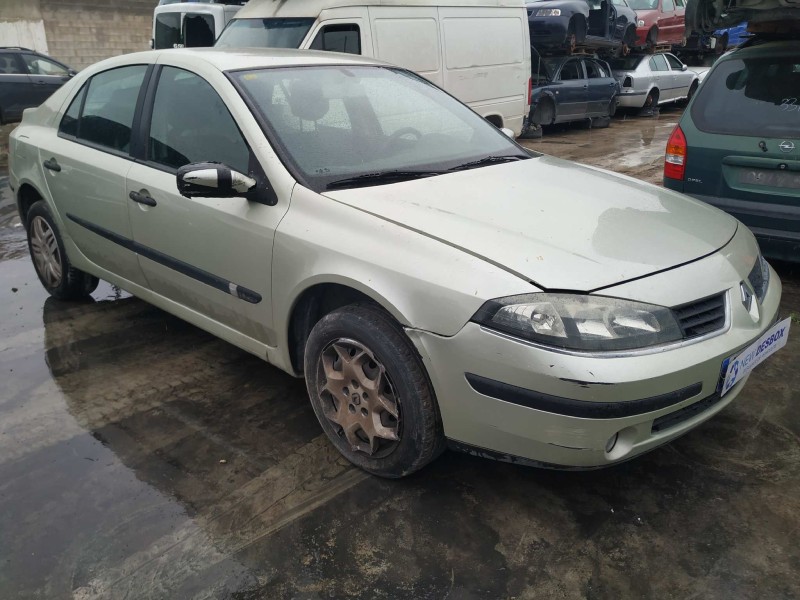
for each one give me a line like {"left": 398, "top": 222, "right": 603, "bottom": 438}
{"left": 9, "top": 49, "right": 786, "bottom": 477}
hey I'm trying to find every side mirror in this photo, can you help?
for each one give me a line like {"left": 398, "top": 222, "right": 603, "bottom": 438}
{"left": 68, "top": 69, "right": 77, "bottom": 77}
{"left": 681, "top": 64, "right": 688, "bottom": 71}
{"left": 177, "top": 162, "right": 256, "bottom": 199}
{"left": 501, "top": 127, "right": 516, "bottom": 139}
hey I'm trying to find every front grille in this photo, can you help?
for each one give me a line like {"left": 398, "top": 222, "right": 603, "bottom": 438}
{"left": 673, "top": 292, "right": 727, "bottom": 339}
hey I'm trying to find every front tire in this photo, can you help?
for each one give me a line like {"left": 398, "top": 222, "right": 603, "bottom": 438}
{"left": 26, "top": 200, "right": 98, "bottom": 300}
{"left": 304, "top": 304, "right": 445, "bottom": 478}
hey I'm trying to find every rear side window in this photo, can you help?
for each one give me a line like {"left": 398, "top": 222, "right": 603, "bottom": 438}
{"left": 184, "top": 13, "right": 216, "bottom": 47}
{"left": 585, "top": 60, "right": 607, "bottom": 78}
{"left": 58, "top": 65, "right": 147, "bottom": 154}
{"left": 310, "top": 24, "right": 361, "bottom": 54}
{"left": 649, "top": 55, "right": 669, "bottom": 72}
{"left": 155, "top": 13, "right": 182, "bottom": 49}
{"left": 691, "top": 55, "right": 800, "bottom": 138}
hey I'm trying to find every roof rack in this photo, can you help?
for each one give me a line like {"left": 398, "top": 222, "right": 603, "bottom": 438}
{"left": 0, "top": 46, "right": 33, "bottom": 52}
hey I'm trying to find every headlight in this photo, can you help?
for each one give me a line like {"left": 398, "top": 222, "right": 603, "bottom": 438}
{"left": 472, "top": 293, "right": 683, "bottom": 351}
{"left": 748, "top": 254, "right": 770, "bottom": 304}
{"left": 637, "top": 19, "right": 645, "bottom": 27}
{"left": 536, "top": 8, "right": 562, "bottom": 16}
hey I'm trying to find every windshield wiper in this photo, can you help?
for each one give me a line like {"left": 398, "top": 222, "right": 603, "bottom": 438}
{"left": 326, "top": 169, "right": 447, "bottom": 190}
{"left": 448, "top": 155, "right": 528, "bottom": 172}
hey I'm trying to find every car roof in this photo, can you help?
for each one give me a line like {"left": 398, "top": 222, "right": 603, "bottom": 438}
{"left": 89, "top": 47, "right": 392, "bottom": 74}
{"left": 238, "top": 0, "right": 524, "bottom": 18}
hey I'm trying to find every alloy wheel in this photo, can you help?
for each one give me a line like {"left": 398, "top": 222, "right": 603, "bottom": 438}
{"left": 30, "top": 216, "right": 63, "bottom": 288}
{"left": 317, "top": 338, "right": 401, "bottom": 458}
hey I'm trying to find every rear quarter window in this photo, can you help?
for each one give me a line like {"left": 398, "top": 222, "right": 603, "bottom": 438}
{"left": 690, "top": 55, "right": 800, "bottom": 138}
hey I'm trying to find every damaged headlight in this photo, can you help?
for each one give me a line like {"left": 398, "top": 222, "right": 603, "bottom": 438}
{"left": 472, "top": 293, "right": 683, "bottom": 352}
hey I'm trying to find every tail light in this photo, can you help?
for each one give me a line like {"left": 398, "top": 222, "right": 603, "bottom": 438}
{"left": 527, "top": 77, "right": 533, "bottom": 106}
{"left": 665, "top": 125, "right": 687, "bottom": 180}
{"left": 623, "top": 76, "right": 633, "bottom": 88}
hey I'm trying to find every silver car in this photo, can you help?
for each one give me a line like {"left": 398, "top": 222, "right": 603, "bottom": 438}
{"left": 611, "top": 52, "right": 699, "bottom": 109}
{"left": 9, "top": 49, "right": 787, "bottom": 477}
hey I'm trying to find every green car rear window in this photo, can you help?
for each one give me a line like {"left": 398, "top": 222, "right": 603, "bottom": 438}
{"left": 690, "top": 55, "right": 800, "bottom": 138}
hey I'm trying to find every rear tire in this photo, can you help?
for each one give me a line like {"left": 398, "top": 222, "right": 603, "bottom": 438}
{"left": 26, "top": 200, "right": 99, "bottom": 300}
{"left": 304, "top": 304, "right": 445, "bottom": 478}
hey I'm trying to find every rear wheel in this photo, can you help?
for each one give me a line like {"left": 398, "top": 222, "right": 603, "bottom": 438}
{"left": 304, "top": 304, "right": 445, "bottom": 478}
{"left": 26, "top": 200, "right": 98, "bottom": 300}
{"left": 643, "top": 88, "right": 659, "bottom": 109}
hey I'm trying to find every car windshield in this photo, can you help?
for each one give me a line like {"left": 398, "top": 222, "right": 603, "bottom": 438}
{"left": 232, "top": 66, "right": 529, "bottom": 190}
{"left": 609, "top": 56, "right": 644, "bottom": 70}
{"left": 215, "top": 18, "right": 315, "bottom": 48}
{"left": 690, "top": 54, "right": 800, "bottom": 138}
{"left": 626, "top": 0, "right": 657, "bottom": 8}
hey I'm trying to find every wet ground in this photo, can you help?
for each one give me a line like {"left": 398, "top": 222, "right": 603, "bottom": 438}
{"left": 1, "top": 113, "right": 799, "bottom": 600}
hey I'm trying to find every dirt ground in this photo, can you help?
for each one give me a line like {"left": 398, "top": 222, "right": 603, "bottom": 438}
{"left": 1, "top": 109, "right": 799, "bottom": 600}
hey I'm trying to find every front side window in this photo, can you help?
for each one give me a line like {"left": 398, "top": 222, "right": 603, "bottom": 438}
{"left": 68, "top": 65, "right": 147, "bottom": 153}
{"left": 215, "top": 18, "right": 315, "bottom": 48}
{"left": 691, "top": 55, "right": 800, "bottom": 138}
{"left": 22, "top": 55, "right": 69, "bottom": 77}
{"left": 148, "top": 66, "right": 249, "bottom": 172}
{"left": 232, "top": 66, "right": 527, "bottom": 191}
{"left": 309, "top": 24, "right": 361, "bottom": 55}
{"left": 663, "top": 0, "right": 675, "bottom": 10}
{"left": 665, "top": 54, "right": 683, "bottom": 70}
{"left": 559, "top": 60, "right": 584, "bottom": 81}
{"left": 0, "top": 53, "right": 23, "bottom": 74}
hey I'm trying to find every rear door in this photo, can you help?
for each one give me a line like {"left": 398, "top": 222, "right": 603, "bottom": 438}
{"left": 648, "top": 54, "right": 672, "bottom": 100}
{"left": 554, "top": 58, "right": 588, "bottom": 120}
{"left": 0, "top": 52, "right": 33, "bottom": 122}
{"left": 681, "top": 52, "right": 800, "bottom": 243}
{"left": 20, "top": 53, "right": 72, "bottom": 107}
{"left": 36, "top": 64, "right": 150, "bottom": 287}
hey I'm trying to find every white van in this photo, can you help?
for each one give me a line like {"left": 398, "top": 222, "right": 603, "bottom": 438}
{"left": 153, "top": 1, "right": 244, "bottom": 50}
{"left": 215, "top": 0, "right": 532, "bottom": 135}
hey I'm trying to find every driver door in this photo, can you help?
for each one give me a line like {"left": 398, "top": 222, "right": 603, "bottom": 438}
{"left": 125, "top": 65, "right": 285, "bottom": 343}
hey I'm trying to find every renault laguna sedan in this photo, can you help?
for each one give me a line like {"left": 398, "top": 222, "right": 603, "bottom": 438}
{"left": 9, "top": 49, "right": 789, "bottom": 477}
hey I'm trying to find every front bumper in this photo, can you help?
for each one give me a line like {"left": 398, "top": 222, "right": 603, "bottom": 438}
{"left": 407, "top": 251, "right": 782, "bottom": 468}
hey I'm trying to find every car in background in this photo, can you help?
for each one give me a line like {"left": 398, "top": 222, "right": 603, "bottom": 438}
{"left": 680, "top": 22, "right": 749, "bottom": 57}
{"left": 0, "top": 47, "right": 75, "bottom": 125}
{"left": 529, "top": 54, "right": 619, "bottom": 127}
{"left": 664, "top": 38, "right": 800, "bottom": 262}
{"left": 686, "top": 0, "right": 797, "bottom": 34}
{"left": 11, "top": 48, "right": 785, "bottom": 476}
{"left": 527, "top": 0, "right": 638, "bottom": 54}
{"left": 628, "top": 0, "right": 686, "bottom": 49}
{"left": 611, "top": 52, "right": 699, "bottom": 110}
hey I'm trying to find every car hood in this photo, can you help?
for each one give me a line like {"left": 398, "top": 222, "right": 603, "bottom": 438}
{"left": 634, "top": 9, "right": 659, "bottom": 21}
{"left": 322, "top": 156, "right": 737, "bottom": 291}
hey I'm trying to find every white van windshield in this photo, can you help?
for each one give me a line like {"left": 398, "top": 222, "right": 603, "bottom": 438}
{"left": 232, "top": 66, "right": 530, "bottom": 191}
{"left": 215, "top": 18, "right": 315, "bottom": 48}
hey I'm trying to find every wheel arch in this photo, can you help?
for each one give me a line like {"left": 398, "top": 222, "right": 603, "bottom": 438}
{"left": 16, "top": 182, "right": 46, "bottom": 231}
{"left": 531, "top": 92, "right": 558, "bottom": 125}
{"left": 284, "top": 279, "right": 411, "bottom": 375}
{"left": 483, "top": 114, "right": 504, "bottom": 129}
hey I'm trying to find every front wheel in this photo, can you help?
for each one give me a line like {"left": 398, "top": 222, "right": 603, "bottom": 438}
{"left": 26, "top": 200, "right": 98, "bottom": 300}
{"left": 304, "top": 304, "right": 445, "bottom": 478}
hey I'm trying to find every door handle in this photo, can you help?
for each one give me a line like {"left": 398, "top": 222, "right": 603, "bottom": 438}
{"left": 43, "top": 158, "right": 61, "bottom": 172}
{"left": 129, "top": 190, "right": 157, "bottom": 207}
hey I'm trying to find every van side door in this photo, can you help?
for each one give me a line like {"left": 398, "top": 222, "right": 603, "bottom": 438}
{"left": 303, "top": 7, "right": 373, "bottom": 57}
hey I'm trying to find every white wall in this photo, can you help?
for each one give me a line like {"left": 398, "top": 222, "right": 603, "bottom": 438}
{"left": 0, "top": 19, "right": 49, "bottom": 54}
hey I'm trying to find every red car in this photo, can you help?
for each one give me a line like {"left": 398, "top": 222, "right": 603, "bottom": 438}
{"left": 629, "top": 0, "right": 686, "bottom": 48}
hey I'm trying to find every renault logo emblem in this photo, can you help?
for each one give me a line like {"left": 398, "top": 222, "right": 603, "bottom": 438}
{"left": 779, "top": 141, "right": 795, "bottom": 153}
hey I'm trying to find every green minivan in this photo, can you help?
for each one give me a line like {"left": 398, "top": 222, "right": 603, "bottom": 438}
{"left": 664, "top": 38, "right": 800, "bottom": 262}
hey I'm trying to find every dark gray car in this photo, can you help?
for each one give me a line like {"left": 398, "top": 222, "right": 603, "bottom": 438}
{"left": 0, "top": 47, "right": 75, "bottom": 125}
